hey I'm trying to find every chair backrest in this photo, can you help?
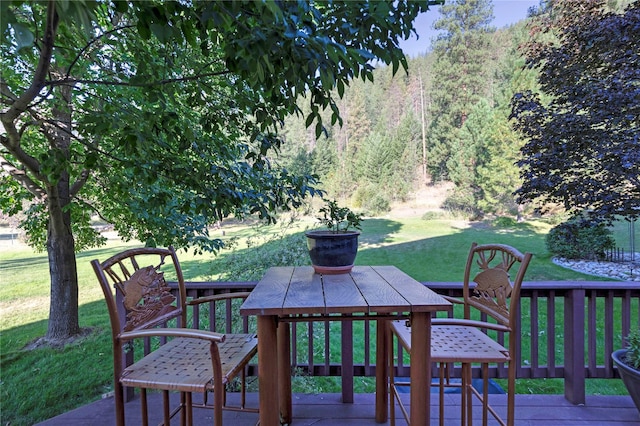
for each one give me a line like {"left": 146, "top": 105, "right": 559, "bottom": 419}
{"left": 92, "top": 246, "right": 188, "bottom": 340}
{"left": 462, "top": 242, "right": 533, "bottom": 331}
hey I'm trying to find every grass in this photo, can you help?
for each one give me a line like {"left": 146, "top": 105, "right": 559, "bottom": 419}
{"left": 0, "top": 216, "right": 635, "bottom": 425}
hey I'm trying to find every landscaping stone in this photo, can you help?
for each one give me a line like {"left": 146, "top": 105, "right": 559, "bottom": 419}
{"left": 553, "top": 253, "right": 640, "bottom": 282}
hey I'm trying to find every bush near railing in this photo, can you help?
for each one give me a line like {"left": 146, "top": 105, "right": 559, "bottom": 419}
{"left": 546, "top": 219, "right": 616, "bottom": 260}
{"left": 163, "top": 280, "right": 639, "bottom": 406}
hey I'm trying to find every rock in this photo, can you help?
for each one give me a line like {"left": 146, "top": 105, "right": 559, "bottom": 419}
{"left": 552, "top": 254, "right": 639, "bottom": 282}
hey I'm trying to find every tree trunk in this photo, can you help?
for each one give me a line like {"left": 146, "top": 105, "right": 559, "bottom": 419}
{"left": 46, "top": 214, "right": 80, "bottom": 341}
{"left": 45, "top": 166, "right": 80, "bottom": 341}
{"left": 45, "top": 72, "right": 80, "bottom": 342}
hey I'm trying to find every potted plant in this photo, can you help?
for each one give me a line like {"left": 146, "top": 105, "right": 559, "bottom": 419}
{"left": 305, "top": 199, "right": 363, "bottom": 274}
{"left": 611, "top": 328, "right": 640, "bottom": 412}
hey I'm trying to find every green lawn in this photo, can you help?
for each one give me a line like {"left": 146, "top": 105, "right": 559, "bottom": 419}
{"left": 0, "top": 216, "right": 632, "bottom": 425}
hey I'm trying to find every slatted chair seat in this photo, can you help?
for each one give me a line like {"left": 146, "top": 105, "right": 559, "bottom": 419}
{"left": 92, "top": 246, "right": 258, "bottom": 426}
{"left": 121, "top": 334, "right": 257, "bottom": 393}
{"left": 392, "top": 323, "right": 509, "bottom": 364}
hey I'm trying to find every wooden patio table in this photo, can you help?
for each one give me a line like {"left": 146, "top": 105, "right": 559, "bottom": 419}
{"left": 240, "top": 265, "right": 451, "bottom": 425}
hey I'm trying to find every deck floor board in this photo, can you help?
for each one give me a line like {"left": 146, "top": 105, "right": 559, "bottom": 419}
{"left": 36, "top": 392, "right": 638, "bottom": 425}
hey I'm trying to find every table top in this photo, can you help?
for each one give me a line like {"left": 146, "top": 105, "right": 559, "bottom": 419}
{"left": 240, "top": 265, "right": 451, "bottom": 317}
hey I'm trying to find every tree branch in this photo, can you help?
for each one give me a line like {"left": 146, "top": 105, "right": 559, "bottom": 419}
{"left": 66, "top": 23, "right": 137, "bottom": 79}
{"left": 1, "top": 1, "right": 58, "bottom": 123}
{"left": 45, "top": 69, "right": 232, "bottom": 89}
{"left": 0, "top": 132, "right": 44, "bottom": 183}
{"left": 70, "top": 169, "right": 90, "bottom": 198}
{"left": 0, "top": 153, "right": 47, "bottom": 199}
{"left": 0, "top": 79, "right": 19, "bottom": 106}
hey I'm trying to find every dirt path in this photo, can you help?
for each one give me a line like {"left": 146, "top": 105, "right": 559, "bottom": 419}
{"left": 386, "top": 182, "right": 453, "bottom": 218}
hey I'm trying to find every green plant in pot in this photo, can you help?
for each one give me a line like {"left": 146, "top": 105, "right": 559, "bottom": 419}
{"left": 611, "top": 328, "right": 640, "bottom": 412}
{"left": 305, "top": 199, "right": 363, "bottom": 274}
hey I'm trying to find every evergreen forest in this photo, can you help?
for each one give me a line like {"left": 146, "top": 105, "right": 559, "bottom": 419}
{"left": 274, "top": 0, "right": 635, "bottom": 222}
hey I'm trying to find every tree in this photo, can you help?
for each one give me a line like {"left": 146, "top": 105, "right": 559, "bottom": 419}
{"left": 343, "top": 83, "right": 372, "bottom": 158}
{"left": 476, "top": 106, "right": 524, "bottom": 217}
{"left": 428, "top": 0, "right": 495, "bottom": 180}
{"left": 475, "top": 22, "right": 536, "bottom": 218}
{"left": 511, "top": 0, "right": 640, "bottom": 223}
{"left": 1, "top": 0, "right": 436, "bottom": 343}
{"left": 445, "top": 99, "right": 489, "bottom": 213}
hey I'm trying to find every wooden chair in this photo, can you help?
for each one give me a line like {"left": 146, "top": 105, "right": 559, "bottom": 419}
{"left": 389, "top": 242, "right": 532, "bottom": 426}
{"left": 92, "top": 246, "right": 258, "bottom": 426}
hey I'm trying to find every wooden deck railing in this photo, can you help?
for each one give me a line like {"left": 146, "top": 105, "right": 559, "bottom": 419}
{"left": 168, "top": 280, "right": 640, "bottom": 405}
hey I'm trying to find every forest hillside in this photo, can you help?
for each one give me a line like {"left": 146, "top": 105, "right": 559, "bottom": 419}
{"left": 275, "top": 0, "right": 636, "bottom": 224}
{"left": 276, "top": 0, "right": 535, "bottom": 220}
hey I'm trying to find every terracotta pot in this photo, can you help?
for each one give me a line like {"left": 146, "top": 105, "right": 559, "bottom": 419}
{"left": 305, "top": 230, "right": 360, "bottom": 274}
{"left": 612, "top": 349, "right": 640, "bottom": 413}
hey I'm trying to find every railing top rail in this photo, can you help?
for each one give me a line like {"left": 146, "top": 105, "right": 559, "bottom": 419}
{"left": 426, "top": 281, "right": 640, "bottom": 291}
{"left": 174, "top": 280, "right": 640, "bottom": 292}
{"left": 183, "top": 281, "right": 259, "bottom": 289}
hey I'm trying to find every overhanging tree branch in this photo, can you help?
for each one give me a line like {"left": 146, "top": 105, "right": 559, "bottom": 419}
{"left": 0, "top": 131, "right": 44, "bottom": 183}
{"left": 65, "top": 23, "right": 136, "bottom": 79}
{"left": 46, "top": 70, "right": 233, "bottom": 89}
{"left": 2, "top": 1, "right": 58, "bottom": 123}
{"left": 0, "top": 153, "right": 46, "bottom": 199}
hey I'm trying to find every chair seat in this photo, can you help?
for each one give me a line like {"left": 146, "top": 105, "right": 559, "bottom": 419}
{"left": 390, "top": 321, "right": 509, "bottom": 363}
{"left": 432, "top": 325, "right": 510, "bottom": 363}
{"left": 121, "top": 334, "right": 257, "bottom": 393}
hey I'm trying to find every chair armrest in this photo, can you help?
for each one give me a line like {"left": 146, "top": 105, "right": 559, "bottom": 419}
{"left": 431, "top": 318, "right": 510, "bottom": 333}
{"left": 187, "top": 292, "right": 252, "bottom": 306}
{"left": 119, "top": 327, "right": 226, "bottom": 343}
{"left": 440, "top": 295, "right": 464, "bottom": 304}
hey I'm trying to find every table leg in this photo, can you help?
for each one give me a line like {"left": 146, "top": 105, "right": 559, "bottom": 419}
{"left": 341, "top": 319, "right": 354, "bottom": 403}
{"left": 410, "top": 312, "right": 431, "bottom": 425}
{"left": 375, "top": 319, "right": 389, "bottom": 422}
{"left": 258, "top": 315, "right": 280, "bottom": 426}
{"left": 278, "top": 320, "right": 292, "bottom": 424}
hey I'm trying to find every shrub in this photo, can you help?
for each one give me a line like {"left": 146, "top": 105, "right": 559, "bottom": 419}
{"left": 442, "top": 189, "right": 482, "bottom": 220}
{"left": 365, "top": 194, "right": 390, "bottom": 215}
{"left": 421, "top": 211, "right": 445, "bottom": 221}
{"left": 352, "top": 185, "right": 390, "bottom": 215}
{"left": 443, "top": 188, "right": 476, "bottom": 213}
{"left": 492, "top": 216, "right": 518, "bottom": 228}
{"left": 421, "top": 208, "right": 474, "bottom": 221}
{"left": 546, "top": 218, "right": 615, "bottom": 260}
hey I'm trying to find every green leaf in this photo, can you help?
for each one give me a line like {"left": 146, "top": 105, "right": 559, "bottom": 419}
{"left": 11, "top": 23, "right": 34, "bottom": 50}
{"left": 181, "top": 21, "right": 196, "bottom": 46}
{"left": 337, "top": 79, "right": 345, "bottom": 98}
{"left": 0, "top": 3, "right": 14, "bottom": 36}
{"left": 320, "top": 70, "right": 334, "bottom": 91}
{"left": 305, "top": 112, "right": 316, "bottom": 128}
{"left": 137, "top": 20, "right": 151, "bottom": 40}
{"left": 114, "top": 1, "right": 128, "bottom": 13}
{"left": 150, "top": 23, "right": 170, "bottom": 43}
{"left": 256, "top": 60, "right": 265, "bottom": 82}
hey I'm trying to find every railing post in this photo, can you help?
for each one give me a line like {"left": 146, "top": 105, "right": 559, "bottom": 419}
{"left": 341, "top": 319, "right": 354, "bottom": 403}
{"left": 564, "top": 288, "right": 586, "bottom": 405}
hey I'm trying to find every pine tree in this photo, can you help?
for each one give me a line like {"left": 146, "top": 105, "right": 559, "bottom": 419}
{"left": 428, "top": 0, "right": 495, "bottom": 180}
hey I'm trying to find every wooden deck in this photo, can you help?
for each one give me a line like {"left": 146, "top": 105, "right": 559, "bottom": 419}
{"left": 36, "top": 392, "right": 638, "bottom": 425}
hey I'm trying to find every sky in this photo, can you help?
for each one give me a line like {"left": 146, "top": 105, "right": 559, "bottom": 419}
{"left": 400, "top": 0, "right": 540, "bottom": 57}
